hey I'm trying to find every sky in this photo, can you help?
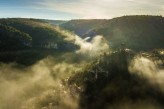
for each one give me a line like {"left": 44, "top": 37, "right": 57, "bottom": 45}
{"left": 0, "top": 0, "right": 164, "bottom": 20}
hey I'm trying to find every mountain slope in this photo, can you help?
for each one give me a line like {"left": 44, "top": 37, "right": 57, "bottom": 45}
{"left": 0, "top": 24, "right": 32, "bottom": 51}
{"left": 0, "top": 18, "right": 77, "bottom": 51}
{"left": 61, "top": 19, "right": 107, "bottom": 37}
{"left": 61, "top": 16, "right": 164, "bottom": 51}
{"left": 68, "top": 50, "right": 164, "bottom": 109}
{"left": 0, "top": 18, "right": 78, "bottom": 65}
{"left": 43, "top": 19, "right": 67, "bottom": 26}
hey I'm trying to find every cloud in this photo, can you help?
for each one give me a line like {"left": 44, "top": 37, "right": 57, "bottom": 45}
{"left": 129, "top": 55, "right": 164, "bottom": 90}
{"left": 32, "top": 0, "right": 164, "bottom": 19}
{"left": 0, "top": 31, "right": 110, "bottom": 109}
{"left": 0, "top": 0, "right": 164, "bottom": 20}
{"left": 75, "top": 35, "right": 109, "bottom": 57}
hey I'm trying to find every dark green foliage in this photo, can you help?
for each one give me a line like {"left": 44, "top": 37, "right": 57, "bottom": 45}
{"left": 92, "top": 16, "right": 164, "bottom": 51}
{"left": 0, "top": 18, "right": 79, "bottom": 65}
{"left": 68, "top": 50, "right": 164, "bottom": 109}
{"left": 61, "top": 15, "right": 164, "bottom": 51}
{"left": 0, "top": 24, "right": 32, "bottom": 51}
{"left": 0, "top": 18, "right": 78, "bottom": 51}
{"left": 61, "top": 19, "right": 107, "bottom": 37}
{"left": 0, "top": 17, "right": 164, "bottom": 109}
{"left": 0, "top": 48, "right": 65, "bottom": 66}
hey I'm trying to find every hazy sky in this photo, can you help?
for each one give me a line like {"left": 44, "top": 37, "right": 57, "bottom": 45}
{"left": 0, "top": 0, "right": 163, "bottom": 20}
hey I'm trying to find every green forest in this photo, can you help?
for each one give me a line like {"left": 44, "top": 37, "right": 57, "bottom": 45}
{"left": 0, "top": 15, "right": 164, "bottom": 109}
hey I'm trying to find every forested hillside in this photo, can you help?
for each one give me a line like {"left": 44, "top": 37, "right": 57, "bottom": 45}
{"left": 0, "top": 24, "right": 32, "bottom": 51}
{"left": 43, "top": 19, "right": 67, "bottom": 26}
{"left": 0, "top": 18, "right": 78, "bottom": 65}
{"left": 61, "top": 19, "right": 107, "bottom": 37}
{"left": 0, "top": 18, "right": 77, "bottom": 50}
{"left": 61, "top": 16, "right": 164, "bottom": 51}
{"left": 0, "top": 16, "right": 164, "bottom": 109}
{"left": 68, "top": 49, "right": 164, "bottom": 109}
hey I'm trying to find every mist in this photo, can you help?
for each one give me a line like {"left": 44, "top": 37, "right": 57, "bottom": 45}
{"left": 75, "top": 35, "right": 109, "bottom": 57}
{"left": 0, "top": 34, "right": 110, "bottom": 109}
{"left": 129, "top": 54, "right": 164, "bottom": 91}
{"left": 0, "top": 58, "right": 80, "bottom": 109}
{"left": 0, "top": 23, "right": 164, "bottom": 109}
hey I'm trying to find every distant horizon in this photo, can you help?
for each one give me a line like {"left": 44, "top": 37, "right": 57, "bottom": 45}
{"left": 0, "top": 15, "right": 163, "bottom": 21}
{"left": 0, "top": 0, "right": 164, "bottom": 20}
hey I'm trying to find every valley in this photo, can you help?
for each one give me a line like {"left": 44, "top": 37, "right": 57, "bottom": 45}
{"left": 0, "top": 15, "right": 164, "bottom": 109}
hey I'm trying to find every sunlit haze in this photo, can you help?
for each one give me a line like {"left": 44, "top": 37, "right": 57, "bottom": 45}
{"left": 0, "top": 0, "right": 164, "bottom": 20}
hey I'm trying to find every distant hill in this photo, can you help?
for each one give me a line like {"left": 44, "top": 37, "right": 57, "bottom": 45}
{"left": 0, "top": 18, "right": 79, "bottom": 65}
{"left": 1, "top": 16, "right": 164, "bottom": 51}
{"left": 61, "top": 19, "right": 107, "bottom": 37}
{"left": 61, "top": 16, "right": 164, "bottom": 51}
{"left": 43, "top": 19, "right": 68, "bottom": 26}
{"left": 0, "top": 18, "right": 77, "bottom": 51}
